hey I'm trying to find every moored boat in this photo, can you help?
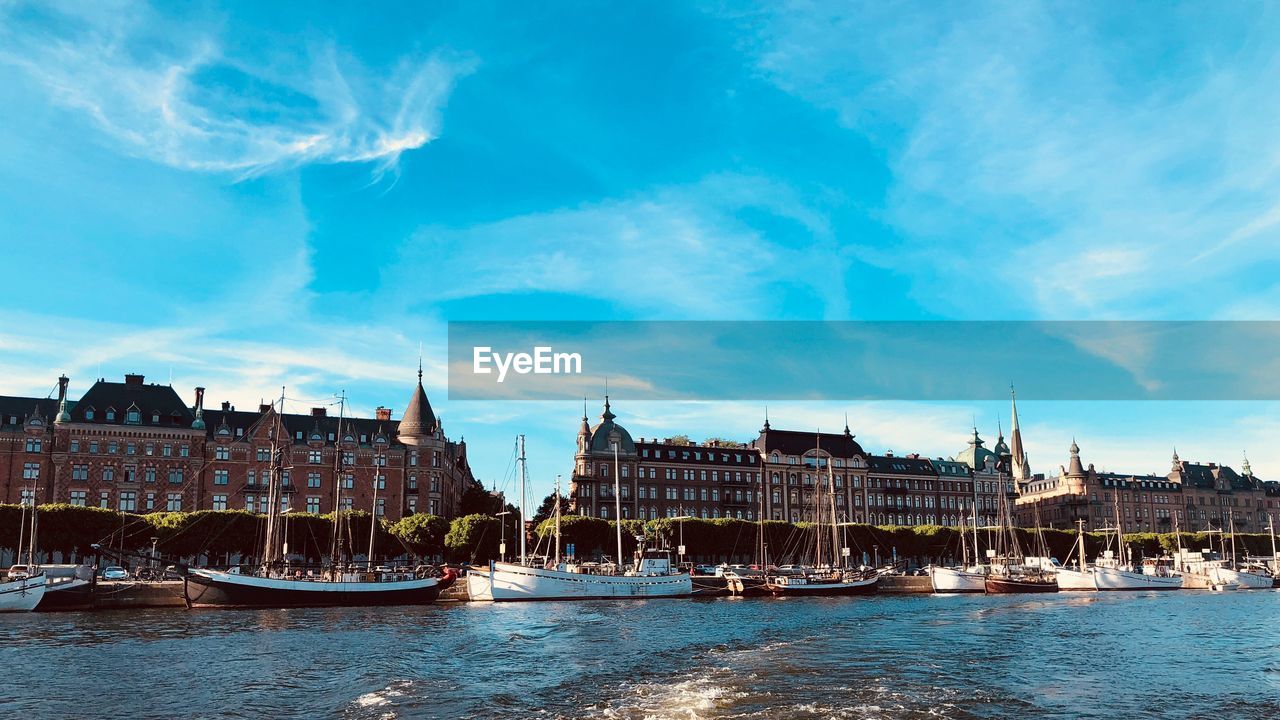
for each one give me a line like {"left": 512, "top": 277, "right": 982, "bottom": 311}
{"left": 1093, "top": 565, "right": 1182, "bottom": 591}
{"left": 763, "top": 568, "right": 879, "bottom": 596}
{"left": 467, "top": 553, "right": 691, "bottom": 601}
{"left": 984, "top": 574, "right": 1057, "bottom": 593}
{"left": 185, "top": 566, "right": 452, "bottom": 608}
{"left": 928, "top": 565, "right": 986, "bottom": 593}
{"left": 0, "top": 571, "right": 47, "bottom": 612}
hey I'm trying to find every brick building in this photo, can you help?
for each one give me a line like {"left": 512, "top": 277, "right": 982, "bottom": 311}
{"left": 0, "top": 370, "right": 475, "bottom": 521}
{"left": 1016, "top": 442, "right": 1280, "bottom": 533}
{"left": 568, "top": 398, "right": 1009, "bottom": 528}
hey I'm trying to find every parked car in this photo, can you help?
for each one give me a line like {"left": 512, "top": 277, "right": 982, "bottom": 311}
{"left": 6, "top": 564, "right": 33, "bottom": 580}
{"left": 694, "top": 564, "right": 719, "bottom": 576}
{"left": 101, "top": 566, "right": 129, "bottom": 580}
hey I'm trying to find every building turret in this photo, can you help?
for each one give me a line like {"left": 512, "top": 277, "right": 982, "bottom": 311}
{"left": 398, "top": 363, "right": 437, "bottom": 445}
{"left": 1064, "top": 439, "right": 1087, "bottom": 495}
{"left": 54, "top": 374, "right": 71, "bottom": 424}
{"left": 191, "top": 386, "right": 206, "bottom": 430}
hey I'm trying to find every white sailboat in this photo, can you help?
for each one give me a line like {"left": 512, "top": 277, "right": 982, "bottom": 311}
{"left": 1090, "top": 499, "right": 1181, "bottom": 591}
{"left": 1, "top": 481, "right": 47, "bottom": 612}
{"left": 1214, "top": 511, "right": 1273, "bottom": 590}
{"left": 929, "top": 510, "right": 986, "bottom": 593}
{"left": 1054, "top": 520, "right": 1098, "bottom": 591}
{"left": 467, "top": 434, "right": 692, "bottom": 601}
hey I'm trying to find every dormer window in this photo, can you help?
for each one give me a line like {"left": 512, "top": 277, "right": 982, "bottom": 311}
{"left": 151, "top": 412, "right": 160, "bottom": 423}
{"left": 126, "top": 408, "right": 140, "bottom": 424}
{"left": 85, "top": 407, "right": 95, "bottom": 420}
{"left": 106, "top": 408, "right": 116, "bottom": 422}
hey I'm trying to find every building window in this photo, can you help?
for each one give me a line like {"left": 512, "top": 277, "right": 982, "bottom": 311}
{"left": 169, "top": 468, "right": 183, "bottom": 484}
{"left": 166, "top": 493, "right": 182, "bottom": 512}
{"left": 340, "top": 498, "right": 353, "bottom": 511}
{"left": 127, "top": 409, "right": 140, "bottom": 424}
{"left": 70, "top": 439, "right": 79, "bottom": 453}
{"left": 246, "top": 495, "right": 256, "bottom": 513}
{"left": 308, "top": 472, "right": 321, "bottom": 488}
{"left": 105, "top": 409, "right": 116, "bottom": 421}
{"left": 89, "top": 441, "right": 99, "bottom": 454}
{"left": 119, "top": 492, "right": 136, "bottom": 512}
{"left": 162, "top": 444, "right": 172, "bottom": 457}
{"left": 70, "top": 490, "right": 87, "bottom": 507}
{"left": 215, "top": 446, "right": 230, "bottom": 461}
{"left": 214, "top": 469, "right": 229, "bottom": 485}
{"left": 108, "top": 441, "right": 118, "bottom": 454}
{"left": 99, "top": 491, "right": 110, "bottom": 508}
{"left": 146, "top": 492, "right": 155, "bottom": 510}
{"left": 375, "top": 498, "right": 386, "bottom": 516}
{"left": 407, "top": 496, "right": 418, "bottom": 514}
{"left": 72, "top": 464, "right": 88, "bottom": 481}
{"left": 145, "top": 467, "right": 156, "bottom": 484}
{"left": 24, "top": 438, "right": 41, "bottom": 453}
{"left": 343, "top": 475, "right": 354, "bottom": 489}
{"left": 180, "top": 445, "right": 189, "bottom": 458}
{"left": 212, "top": 494, "right": 228, "bottom": 511}
{"left": 247, "top": 470, "right": 257, "bottom": 486}
{"left": 102, "top": 466, "right": 115, "bottom": 483}
{"left": 85, "top": 408, "right": 95, "bottom": 420}
{"left": 408, "top": 475, "right": 418, "bottom": 491}
{"left": 376, "top": 475, "right": 386, "bottom": 490}
{"left": 306, "top": 496, "right": 321, "bottom": 513}
{"left": 22, "top": 462, "right": 39, "bottom": 480}
{"left": 309, "top": 451, "right": 323, "bottom": 464}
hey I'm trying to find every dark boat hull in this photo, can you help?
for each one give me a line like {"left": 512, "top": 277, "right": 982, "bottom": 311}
{"left": 984, "top": 576, "right": 1058, "bottom": 594}
{"left": 690, "top": 575, "right": 732, "bottom": 597}
{"left": 184, "top": 572, "right": 446, "bottom": 609}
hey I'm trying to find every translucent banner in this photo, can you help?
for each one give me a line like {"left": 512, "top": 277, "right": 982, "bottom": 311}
{"left": 446, "top": 321, "right": 1280, "bottom": 401}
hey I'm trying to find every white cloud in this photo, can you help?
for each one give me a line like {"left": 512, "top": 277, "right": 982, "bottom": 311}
{"left": 727, "top": 3, "right": 1280, "bottom": 320}
{"left": 389, "top": 173, "right": 848, "bottom": 319}
{"left": 0, "top": 2, "right": 472, "bottom": 178}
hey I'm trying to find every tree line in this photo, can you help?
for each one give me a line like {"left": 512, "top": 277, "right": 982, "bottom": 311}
{"left": 3, "top": 504, "right": 1274, "bottom": 568}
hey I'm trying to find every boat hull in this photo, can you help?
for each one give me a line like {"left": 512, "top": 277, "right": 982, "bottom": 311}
{"left": 1055, "top": 568, "right": 1098, "bottom": 591}
{"left": 1214, "top": 567, "right": 1273, "bottom": 590}
{"left": 1093, "top": 567, "right": 1182, "bottom": 591}
{"left": 764, "top": 573, "right": 879, "bottom": 597}
{"left": 0, "top": 572, "right": 47, "bottom": 612}
{"left": 184, "top": 569, "right": 445, "bottom": 609}
{"left": 985, "top": 576, "right": 1058, "bottom": 594}
{"left": 34, "top": 577, "right": 94, "bottom": 611}
{"left": 724, "top": 573, "right": 770, "bottom": 597}
{"left": 467, "top": 562, "right": 693, "bottom": 601}
{"left": 928, "top": 566, "right": 986, "bottom": 593}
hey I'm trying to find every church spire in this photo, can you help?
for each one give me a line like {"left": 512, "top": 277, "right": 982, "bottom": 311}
{"left": 1009, "top": 384, "right": 1029, "bottom": 481}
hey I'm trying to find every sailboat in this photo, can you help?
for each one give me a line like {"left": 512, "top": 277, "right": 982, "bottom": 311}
{"left": 185, "top": 390, "right": 454, "bottom": 608}
{"left": 984, "top": 477, "right": 1057, "bottom": 593}
{"left": 929, "top": 476, "right": 987, "bottom": 593}
{"left": 0, "top": 492, "right": 46, "bottom": 612}
{"left": 1090, "top": 496, "right": 1182, "bottom": 591}
{"left": 467, "top": 435, "right": 692, "bottom": 601}
{"left": 1212, "top": 510, "right": 1273, "bottom": 590}
{"left": 762, "top": 436, "right": 878, "bottom": 597}
{"left": 1172, "top": 523, "right": 1237, "bottom": 591}
{"left": 724, "top": 474, "right": 771, "bottom": 597}
{"left": 1054, "top": 519, "right": 1098, "bottom": 591}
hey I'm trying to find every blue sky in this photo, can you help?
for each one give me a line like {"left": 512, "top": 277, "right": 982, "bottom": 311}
{"left": 3, "top": 2, "right": 1280, "bottom": 506}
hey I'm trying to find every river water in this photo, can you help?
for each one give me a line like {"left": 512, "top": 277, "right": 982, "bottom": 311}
{"left": 2, "top": 591, "right": 1278, "bottom": 719}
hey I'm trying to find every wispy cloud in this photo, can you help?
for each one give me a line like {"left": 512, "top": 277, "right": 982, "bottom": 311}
{"left": 726, "top": 2, "right": 1280, "bottom": 320}
{"left": 0, "top": 2, "right": 472, "bottom": 178}
{"left": 389, "top": 173, "right": 847, "bottom": 319}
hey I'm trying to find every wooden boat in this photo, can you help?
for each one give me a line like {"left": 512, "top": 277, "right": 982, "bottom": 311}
{"left": 764, "top": 568, "right": 879, "bottom": 596}
{"left": 984, "top": 575, "right": 1057, "bottom": 593}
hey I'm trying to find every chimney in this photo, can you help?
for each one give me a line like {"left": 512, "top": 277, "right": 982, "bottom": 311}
{"left": 375, "top": 406, "right": 392, "bottom": 421}
{"left": 311, "top": 407, "right": 326, "bottom": 417}
{"left": 221, "top": 401, "right": 231, "bottom": 412}
{"left": 259, "top": 403, "right": 271, "bottom": 413}
{"left": 124, "top": 373, "right": 144, "bottom": 386}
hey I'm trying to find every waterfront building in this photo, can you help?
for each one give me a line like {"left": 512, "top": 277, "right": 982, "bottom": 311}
{"left": 1015, "top": 442, "right": 1278, "bottom": 533}
{"left": 0, "top": 371, "right": 475, "bottom": 520}
{"left": 569, "top": 398, "right": 1009, "bottom": 528}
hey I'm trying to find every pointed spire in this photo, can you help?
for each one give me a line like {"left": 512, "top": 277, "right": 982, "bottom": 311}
{"left": 762, "top": 406, "right": 770, "bottom": 432}
{"left": 843, "top": 413, "right": 851, "bottom": 437}
{"left": 1066, "top": 438, "right": 1085, "bottom": 477}
{"left": 1242, "top": 451, "right": 1253, "bottom": 478}
{"left": 601, "top": 394, "right": 615, "bottom": 422}
{"left": 54, "top": 374, "right": 71, "bottom": 424}
{"left": 399, "top": 365, "right": 436, "bottom": 438}
{"left": 1009, "top": 384, "right": 1028, "bottom": 481}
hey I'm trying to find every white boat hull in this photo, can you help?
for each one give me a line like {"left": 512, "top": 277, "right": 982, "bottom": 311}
{"left": 467, "top": 561, "right": 692, "bottom": 601}
{"left": 928, "top": 566, "right": 986, "bottom": 593}
{"left": 0, "top": 572, "right": 47, "bottom": 612}
{"left": 1093, "top": 566, "right": 1182, "bottom": 591}
{"left": 1214, "top": 567, "right": 1273, "bottom": 590}
{"left": 1055, "top": 567, "right": 1098, "bottom": 591}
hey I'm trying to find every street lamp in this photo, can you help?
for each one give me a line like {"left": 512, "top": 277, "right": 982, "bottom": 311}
{"left": 150, "top": 536, "right": 159, "bottom": 569}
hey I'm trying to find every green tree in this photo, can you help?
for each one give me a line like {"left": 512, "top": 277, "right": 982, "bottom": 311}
{"left": 530, "top": 493, "right": 569, "bottom": 525}
{"left": 391, "top": 514, "right": 449, "bottom": 561}
{"left": 444, "top": 514, "right": 502, "bottom": 563}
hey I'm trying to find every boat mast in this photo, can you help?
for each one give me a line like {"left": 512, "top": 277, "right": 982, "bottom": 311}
{"left": 262, "top": 387, "right": 286, "bottom": 570}
{"left": 813, "top": 435, "right": 823, "bottom": 568}
{"left": 971, "top": 467, "right": 980, "bottom": 567}
{"left": 826, "top": 448, "right": 840, "bottom": 569}
{"left": 1270, "top": 515, "right": 1277, "bottom": 570}
{"left": 329, "top": 392, "right": 347, "bottom": 575}
{"left": 519, "top": 434, "right": 527, "bottom": 565}
{"left": 367, "top": 438, "right": 379, "bottom": 570}
{"left": 554, "top": 474, "right": 562, "bottom": 566}
{"left": 1228, "top": 510, "right": 1237, "bottom": 568}
{"left": 1076, "top": 518, "right": 1086, "bottom": 571}
{"left": 612, "top": 441, "right": 623, "bottom": 570}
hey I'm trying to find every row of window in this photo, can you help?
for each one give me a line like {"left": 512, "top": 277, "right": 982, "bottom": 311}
{"left": 69, "top": 489, "right": 183, "bottom": 511}
{"left": 66, "top": 464, "right": 182, "bottom": 484}
{"left": 68, "top": 439, "right": 189, "bottom": 457}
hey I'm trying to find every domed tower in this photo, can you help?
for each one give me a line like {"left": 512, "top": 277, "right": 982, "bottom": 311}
{"left": 956, "top": 427, "right": 998, "bottom": 472}
{"left": 397, "top": 363, "right": 437, "bottom": 448}
{"left": 569, "top": 396, "right": 638, "bottom": 518}
{"left": 1064, "top": 439, "right": 1087, "bottom": 495}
